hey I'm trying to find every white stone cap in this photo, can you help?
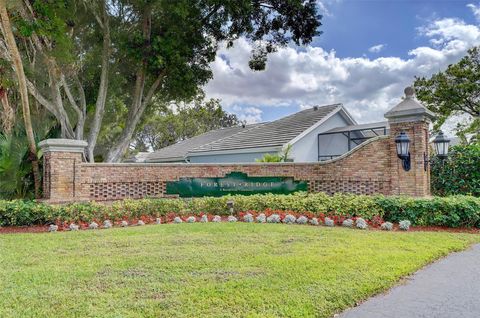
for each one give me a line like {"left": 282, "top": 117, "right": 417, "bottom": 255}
{"left": 39, "top": 139, "right": 88, "bottom": 153}
{"left": 384, "top": 87, "right": 436, "bottom": 123}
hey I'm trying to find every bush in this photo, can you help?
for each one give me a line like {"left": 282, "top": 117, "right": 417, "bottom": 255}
{"left": 296, "top": 216, "right": 308, "bottom": 224}
{"left": 376, "top": 195, "right": 480, "bottom": 227}
{"left": 380, "top": 222, "right": 393, "bottom": 231}
{"left": 431, "top": 144, "right": 480, "bottom": 197}
{"left": 0, "top": 192, "right": 479, "bottom": 228}
{"left": 399, "top": 220, "right": 411, "bottom": 231}
{"left": 355, "top": 218, "right": 368, "bottom": 230}
{"left": 283, "top": 214, "right": 296, "bottom": 224}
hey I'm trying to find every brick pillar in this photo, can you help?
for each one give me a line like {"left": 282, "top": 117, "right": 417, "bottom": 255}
{"left": 39, "top": 139, "right": 87, "bottom": 202}
{"left": 385, "top": 87, "right": 435, "bottom": 197}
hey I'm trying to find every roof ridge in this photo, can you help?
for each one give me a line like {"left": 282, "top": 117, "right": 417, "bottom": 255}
{"left": 268, "top": 103, "right": 342, "bottom": 124}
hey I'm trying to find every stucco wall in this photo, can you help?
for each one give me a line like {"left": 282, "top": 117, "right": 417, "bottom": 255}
{"left": 290, "top": 112, "right": 351, "bottom": 162}
{"left": 188, "top": 151, "right": 278, "bottom": 163}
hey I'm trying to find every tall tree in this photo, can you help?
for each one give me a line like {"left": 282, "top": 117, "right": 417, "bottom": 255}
{"left": 0, "top": 0, "right": 40, "bottom": 198}
{"left": 134, "top": 97, "right": 239, "bottom": 151}
{"left": 414, "top": 46, "right": 480, "bottom": 143}
{"left": 0, "top": 0, "right": 321, "bottom": 163}
{"left": 0, "top": 59, "right": 15, "bottom": 134}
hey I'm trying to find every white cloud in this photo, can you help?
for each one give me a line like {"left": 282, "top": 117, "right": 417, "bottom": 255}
{"left": 231, "top": 105, "right": 263, "bottom": 124}
{"left": 368, "top": 44, "right": 386, "bottom": 53}
{"left": 205, "top": 16, "right": 480, "bottom": 124}
{"left": 467, "top": 3, "right": 480, "bottom": 21}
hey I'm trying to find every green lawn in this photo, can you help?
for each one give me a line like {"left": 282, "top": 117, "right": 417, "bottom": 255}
{"left": 0, "top": 224, "right": 478, "bottom": 318}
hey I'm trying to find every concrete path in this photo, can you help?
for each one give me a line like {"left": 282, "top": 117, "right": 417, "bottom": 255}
{"left": 338, "top": 244, "right": 480, "bottom": 318}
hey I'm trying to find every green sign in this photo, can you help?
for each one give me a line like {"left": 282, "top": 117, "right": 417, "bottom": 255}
{"left": 166, "top": 172, "right": 307, "bottom": 197}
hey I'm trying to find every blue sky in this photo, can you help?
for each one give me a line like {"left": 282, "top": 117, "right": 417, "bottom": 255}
{"left": 205, "top": 1, "right": 480, "bottom": 126}
{"left": 316, "top": 0, "right": 477, "bottom": 59}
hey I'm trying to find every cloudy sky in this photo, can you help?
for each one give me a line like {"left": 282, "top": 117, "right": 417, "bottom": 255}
{"left": 204, "top": 0, "right": 480, "bottom": 126}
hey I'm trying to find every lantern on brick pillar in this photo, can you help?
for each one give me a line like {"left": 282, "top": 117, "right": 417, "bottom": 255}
{"left": 394, "top": 131, "right": 411, "bottom": 171}
{"left": 384, "top": 87, "right": 437, "bottom": 196}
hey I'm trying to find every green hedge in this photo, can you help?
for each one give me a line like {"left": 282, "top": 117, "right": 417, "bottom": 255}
{"left": 1, "top": 193, "right": 479, "bottom": 228}
{"left": 431, "top": 144, "right": 480, "bottom": 197}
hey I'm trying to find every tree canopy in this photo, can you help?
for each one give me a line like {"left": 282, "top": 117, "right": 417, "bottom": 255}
{"left": 134, "top": 97, "right": 240, "bottom": 153}
{"left": 414, "top": 46, "right": 480, "bottom": 143}
{"left": 0, "top": 0, "right": 322, "bottom": 162}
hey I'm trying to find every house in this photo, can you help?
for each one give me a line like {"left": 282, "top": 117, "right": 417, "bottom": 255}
{"left": 133, "top": 103, "right": 389, "bottom": 163}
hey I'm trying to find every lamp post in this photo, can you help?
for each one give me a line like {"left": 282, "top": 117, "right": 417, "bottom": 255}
{"left": 395, "top": 131, "right": 411, "bottom": 171}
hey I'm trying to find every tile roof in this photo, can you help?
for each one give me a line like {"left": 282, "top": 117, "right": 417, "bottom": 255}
{"left": 190, "top": 104, "right": 341, "bottom": 154}
{"left": 144, "top": 125, "right": 261, "bottom": 162}
{"left": 144, "top": 104, "right": 341, "bottom": 162}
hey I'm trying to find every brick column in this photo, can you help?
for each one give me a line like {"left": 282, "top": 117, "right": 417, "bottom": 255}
{"left": 39, "top": 139, "right": 87, "bottom": 202}
{"left": 385, "top": 87, "right": 435, "bottom": 197}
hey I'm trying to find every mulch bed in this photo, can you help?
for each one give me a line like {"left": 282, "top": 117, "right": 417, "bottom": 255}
{"left": 0, "top": 226, "right": 49, "bottom": 234}
{"left": 1, "top": 224, "right": 479, "bottom": 235}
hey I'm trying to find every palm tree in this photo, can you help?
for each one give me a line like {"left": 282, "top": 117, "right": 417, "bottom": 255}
{"left": 0, "top": 133, "right": 31, "bottom": 199}
{"left": 0, "top": 1, "right": 41, "bottom": 198}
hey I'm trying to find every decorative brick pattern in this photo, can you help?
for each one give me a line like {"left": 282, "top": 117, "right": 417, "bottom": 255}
{"left": 89, "top": 181, "right": 166, "bottom": 199}
{"left": 310, "top": 179, "right": 390, "bottom": 195}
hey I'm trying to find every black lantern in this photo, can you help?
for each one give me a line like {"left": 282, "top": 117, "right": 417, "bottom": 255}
{"left": 424, "top": 131, "right": 450, "bottom": 170}
{"left": 432, "top": 131, "right": 450, "bottom": 159}
{"left": 395, "top": 131, "right": 411, "bottom": 171}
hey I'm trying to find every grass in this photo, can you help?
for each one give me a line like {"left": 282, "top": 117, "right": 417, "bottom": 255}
{"left": 0, "top": 224, "right": 479, "bottom": 318}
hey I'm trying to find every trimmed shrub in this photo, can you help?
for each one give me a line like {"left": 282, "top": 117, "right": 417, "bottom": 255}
{"left": 0, "top": 192, "right": 479, "bottom": 228}
{"left": 324, "top": 217, "right": 334, "bottom": 227}
{"left": 256, "top": 213, "right": 266, "bottom": 223}
{"left": 267, "top": 214, "right": 281, "bottom": 223}
{"left": 283, "top": 214, "right": 296, "bottom": 224}
{"left": 355, "top": 218, "right": 368, "bottom": 229}
{"left": 89, "top": 222, "right": 99, "bottom": 230}
{"left": 296, "top": 216, "right": 308, "bottom": 224}
{"left": 431, "top": 144, "right": 480, "bottom": 197}
{"left": 377, "top": 195, "right": 480, "bottom": 228}
{"left": 399, "top": 220, "right": 411, "bottom": 231}
{"left": 380, "top": 222, "right": 393, "bottom": 231}
{"left": 243, "top": 213, "right": 254, "bottom": 223}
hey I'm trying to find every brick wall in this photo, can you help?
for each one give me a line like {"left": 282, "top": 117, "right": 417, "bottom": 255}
{"left": 389, "top": 121, "right": 431, "bottom": 197}
{"left": 42, "top": 135, "right": 424, "bottom": 203}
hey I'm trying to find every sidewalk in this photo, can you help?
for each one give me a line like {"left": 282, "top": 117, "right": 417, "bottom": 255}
{"left": 339, "top": 244, "right": 480, "bottom": 318}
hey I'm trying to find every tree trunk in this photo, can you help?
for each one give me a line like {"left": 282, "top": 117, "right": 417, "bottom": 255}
{"left": 0, "top": 1, "right": 41, "bottom": 198}
{"left": 87, "top": 1, "right": 110, "bottom": 162}
{"left": 105, "top": 8, "right": 153, "bottom": 163}
{"left": 0, "top": 88, "right": 14, "bottom": 134}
